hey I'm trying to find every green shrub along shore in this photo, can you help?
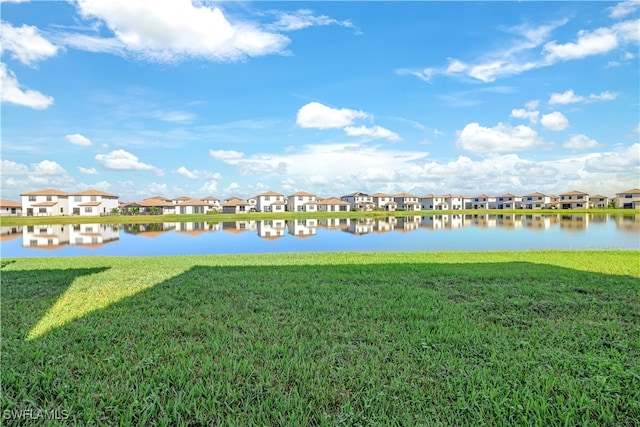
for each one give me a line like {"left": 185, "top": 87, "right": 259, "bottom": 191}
{"left": 2, "top": 251, "right": 639, "bottom": 425}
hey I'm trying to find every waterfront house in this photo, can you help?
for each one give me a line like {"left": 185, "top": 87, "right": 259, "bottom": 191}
{"left": 589, "top": 195, "right": 609, "bottom": 209}
{"left": 559, "top": 190, "right": 589, "bottom": 209}
{"left": 0, "top": 200, "right": 22, "bottom": 216}
{"left": 317, "top": 197, "right": 351, "bottom": 212}
{"left": 371, "top": 192, "right": 396, "bottom": 211}
{"left": 255, "top": 191, "right": 286, "bottom": 213}
{"left": 287, "top": 191, "right": 318, "bottom": 212}
{"left": 125, "top": 197, "right": 175, "bottom": 215}
{"left": 341, "top": 192, "right": 375, "bottom": 211}
{"left": 441, "top": 194, "right": 464, "bottom": 210}
{"left": 21, "top": 189, "right": 69, "bottom": 216}
{"left": 222, "top": 198, "right": 251, "bottom": 214}
{"left": 393, "top": 193, "right": 421, "bottom": 211}
{"left": 472, "top": 194, "right": 496, "bottom": 209}
{"left": 201, "top": 196, "right": 221, "bottom": 211}
{"left": 615, "top": 188, "right": 640, "bottom": 209}
{"left": 523, "top": 192, "right": 552, "bottom": 209}
{"left": 174, "top": 198, "right": 212, "bottom": 214}
{"left": 420, "top": 194, "right": 445, "bottom": 210}
{"left": 496, "top": 193, "right": 523, "bottom": 209}
{"left": 171, "top": 196, "right": 191, "bottom": 205}
{"left": 69, "top": 190, "right": 119, "bottom": 216}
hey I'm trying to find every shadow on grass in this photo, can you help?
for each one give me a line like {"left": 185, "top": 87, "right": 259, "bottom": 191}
{"left": 2, "top": 261, "right": 639, "bottom": 424}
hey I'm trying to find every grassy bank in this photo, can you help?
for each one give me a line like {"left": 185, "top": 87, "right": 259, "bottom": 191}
{"left": 2, "top": 251, "right": 639, "bottom": 425}
{"left": 1, "top": 208, "right": 636, "bottom": 227}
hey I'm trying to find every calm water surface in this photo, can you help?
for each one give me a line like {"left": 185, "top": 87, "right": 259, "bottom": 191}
{"left": 1, "top": 214, "right": 638, "bottom": 258}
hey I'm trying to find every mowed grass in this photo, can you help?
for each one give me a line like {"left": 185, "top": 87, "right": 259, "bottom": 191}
{"left": 1, "top": 251, "right": 639, "bottom": 426}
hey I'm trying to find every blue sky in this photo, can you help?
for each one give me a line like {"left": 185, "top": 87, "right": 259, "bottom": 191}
{"left": 1, "top": 0, "right": 639, "bottom": 202}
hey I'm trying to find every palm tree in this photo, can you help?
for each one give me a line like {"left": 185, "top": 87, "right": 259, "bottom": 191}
{"left": 150, "top": 206, "right": 159, "bottom": 215}
{"left": 131, "top": 206, "right": 140, "bottom": 215}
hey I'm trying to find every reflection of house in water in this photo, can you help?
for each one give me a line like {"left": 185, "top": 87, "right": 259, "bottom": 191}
{"left": 23, "top": 224, "right": 119, "bottom": 249}
{"left": 175, "top": 222, "right": 211, "bottom": 236}
{"left": 222, "top": 221, "right": 256, "bottom": 234}
{"left": 318, "top": 218, "right": 351, "bottom": 231}
{"left": 613, "top": 214, "right": 640, "bottom": 232}
{"left": 471, "top": 214, "right": 497, "bottom": 228}
{"left": 257, "top": 220, "right": 286, "bottom": 240}
{"left": 1, "top": 226, "right": 22, "bottom": 242}
{"left": 287, "top": 219, "right": 318, "bottom": 238}
{"left": 123, "top": 223, "right": 176, "bottom": 237}
{"left": 559, "top": 215, "right": 589, "bottom": 231}
{"left": 522, "top": 214, "right": 559, "bottom": 230}
{"left": 396, "top": 216, "right": 421, "bottom": 232}
{"left": 589, "top": 214, "right": 608, "bottom": 224}
{"left": 375, "top": 217, "right": 397, "bottom": 233}
{"left": 495, "top": 214, "right": 524, "bottom": 228}
{"left": 344, "top": 218, "right": 375, "bottom": 235}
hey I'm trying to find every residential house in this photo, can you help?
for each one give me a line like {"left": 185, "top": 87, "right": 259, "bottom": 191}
{"left": 222, "top": 198, "right": 251, "bottom": 214}
{"left": 496, "top": 193, "right": 522, "bottom": 209}
{"left": 523, "top": 192, "right": 552, "bottom": 209}
{"left": 341, "top": 192, "right": 375, "bottom": 211}
{"left": 472, "top": 194, "right": 496, "bottom": 209}
{"left": 171, "top": 196, "right": 191, "bottom": 205}
{"left": 21, "top": 189, "right": 69, "bottom": 216}
{"left": 589, "top": 195, "right": 609, "bottom": 209}
{"left": 372, "top": 193, "right": 396, "bottom": 211}
{"left": 0, "top": 200, "right": 22, "bottom": 216}
{"left": 441, "top": 194, "right": 464, "bottom": 210}
{"left": 201, "top": 197, "right": 221, "bottom": 211}
{"left": 559, "top": 190, "right": 589, "bottom": 209}
{"left": 461, "top": 196, "right": 474, "bottom": 209}
{"left": 287, "top": 191, "right": 318, "bottom": 212}
{"left": 174, "top": 198, "right": 212, "bottom": 214}
{"left": 393, "top": 193, "right": 421, "bottom": 211}
{"left": 125, "top": 197, "right": 175, "bottom": 215}
{"left": 255, "top": 191, "right": 286, "bottom": 213}
{"left": 69, "top": 190, "right": 119, "bottom": 216}
{"left": 420, "top": 194, "right": 446, "bottom": 211}
{"left": 317, "top": 197, "right": 351, "bottom": 212}
{"left": 615, "top": 188, "right": 640, "bottom": 209}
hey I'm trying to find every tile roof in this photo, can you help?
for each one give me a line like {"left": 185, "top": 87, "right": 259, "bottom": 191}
{"left": 0, "top": 200, "right": 22, "bottom": 208}
{"left": 70, "top": 190, "right": 118, "bottom": 197}
{"left": 78, "top": 201, "right": 102, "bottom": 207}
{"left": 20, "top": 189, "right": 68, "bottom": 196}
{"left": 318, "top": 197, "right": 350, "bottom": 205}
{"left": 616, "top": 188, "right": 640, "bottom": 195}
{"left": 289, "top": 191, "right": 315, "bottom": 197}
{"left": 31, "top": 201, "right": 58, "bottom": 207}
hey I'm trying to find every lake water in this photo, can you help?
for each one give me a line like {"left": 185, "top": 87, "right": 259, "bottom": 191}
{"left": 1, "top": 214, "right": 638, "bottom": 258}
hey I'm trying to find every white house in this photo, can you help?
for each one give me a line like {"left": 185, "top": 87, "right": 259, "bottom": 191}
{"left": 126, "top": 197, "right": 175, "bottom": 215}
{"left": 472, "top": 194, "right": 496, "bottom": 209}
{"left": 222, "top": 199, "right": 251, "bottom": 214}
{"left": 589, "top": 195, "right": 609, "bottom": 209}
{"left": 255, "top": 191, "right": 286, "bottom": 213}
{"left": 0, "top": 200, "right": 22, "bottom": 216}
{"left": 69, "top": 190, "right": 119, "bottom": 216}
{"left": 174, "top": 198, "right": 213, "bottom": 214}
{"left": 615, "top": 188, "right": 640, "bottom": 209}
{"left": 287, "top": 191, "right": 318, "bottom": 212}
{"left": 523, "top": 192, "right": 552, "bottom": 209}
{"left": 441, "top": 194, "right": 464, "bottom": 210}
{"left": 371, "top": 192, "right": 396, "bottom": 210}
{"left": 420, "top": 194, "right": 446, "bottom": 211}
{"left": 317, "top": 197, "right": 351, "bottom": 212}
{"left": 201, "top": 197, "right": 222, "bottom": 211}
{"left": 496, "top": 193, "right": 523, "bottom": 209}
{"left": 21, "top": 189, "right": 69, "bottom": 216}
{"left": 341, "top": 192, "right": 375, "bottom": 211}
{"left": 559, "top": 190, "right": 589, "bottom": 209}
{"left": 394, "top": 193, "right": 421, "bottom": 211}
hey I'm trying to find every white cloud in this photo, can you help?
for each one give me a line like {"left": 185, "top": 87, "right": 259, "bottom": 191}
{"left": 584, "top": 143, "right": 639, "bottom": 173}
{"left": 544, "top": 19, "right": 639, "bottom": 61}
{"left": 0, "top": 159, "right": 74, "bottom": 196}
{"left": 590, "top": 91, "right": 617, "bottom": 101}
{"left": 175, "top": 166, "right": 222, "bottom": 180}
{"left": 456, "top": 122, "right": 544, "bottom": 153}
{"left": 78, "top": 166, "right": 99, "bottom": 175}
{"left": 209, "top": 149, "right": 245, "bottom": 160}
{"left": 0, "top": 63, "right": 53, "bottom": 109}
{"left": 1, "top": 159, "right": 29, "bottom": 175}
{"left": 609, "top": 1, "right": 640, "bottom": 19}
{"left": 525, "top": 100, "right": 540, "bottom": 110}
{"left": 0, "top": 22, "right": 59, "bottom": 66}
{"left": 296, "top": 102, "right": 370, "bottom": 129}
{"left": 343, "top": 125, "right": 401, "bottom": 142}
{"left": 267, "top": 9, "right": 356, "bottom": 32}
{"left": 199, "top": 180, "right": 219, "bottom": 194}
{"left": 95, "top": 149, "right": 162, "bottom": 174}
{"left": 510, "top": 108, "right": 539, "bottom": 124}
{"left": 563, "top": 134, "right": 600, "bottom": 150}
{"left": 548, "top": 89, "right": 584, "bottom": 105}
{"left": 541, "top": 112, "right": 569, "bottom": 131}
{"left": 71, "top": 0, "right": 290, "bottom": 62}
{"left": 65, "top": 133, "right": 92, "bottom": 146}
{"left": 32, "top": 160, "right": 66, "bottom": 175}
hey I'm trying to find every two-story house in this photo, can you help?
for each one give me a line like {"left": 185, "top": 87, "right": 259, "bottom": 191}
{"left": 523, "top": 192, "right": 551, "bottom": 209}
{"left": 393, "top": 193, "right": 421, "bottom": 211}
{"left": 287, "top": 191, "right": 318, "bottom": 212}
{"left": 559, "top": 190, "right": 589, "bottom": 209}
{"left": 21, "top": 189, "right": 69, "bottom": 216}
{"left": 371, "top": 192, "right": 396, "bottom": 211}
{"left": 472, "top": 194, "right": 496, "bottom": 209}
{"left": 615, "top": 188, "right": 640, "bottom": 209}
{"left": 69, "top": 190, "right": 119, "bottom": 216}
{"left": 255, "top": 191, "right": 286, "bottom": 213}
{"left": 496, "top": 193, "right": 523, "bottom": 209}
{"left": 341, "top": 192, "right": 375, "bottom": 211}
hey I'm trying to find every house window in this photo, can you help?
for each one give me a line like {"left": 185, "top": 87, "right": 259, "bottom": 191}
{"left": 84, "top": 207, "right": 92, "bottom": 213}
{"left": 39, "top": 208, "right": 46, "bottom": 213}
{"left": 298, "top": 196, "right": 303, "bottom": 201}
{"left": 30, "top": 240, "right": 37, "bottom": 247}
{"left": 86, "top": 226, "right": 93, "bottom": 232}
{"left": 265, "top": 196, "right": 270, "bottom": 201}
{"left": 75, "top": 196, "right": 82, "bottom": 202}
{"left": 29, "top": 196, "right": 36, "bottom": 202}
{"left": 46, "top": 196, "right": 52, "bottom": 201}
{"left": 90, "top": 196, "right": 97, "bottom": 201}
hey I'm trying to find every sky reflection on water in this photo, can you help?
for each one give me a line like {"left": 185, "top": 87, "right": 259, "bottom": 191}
{"left": 1, "top": 214, "right": 638, "bottom": 258}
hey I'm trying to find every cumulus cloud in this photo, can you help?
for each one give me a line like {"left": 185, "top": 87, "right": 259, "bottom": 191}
{"left": 0, "top": 22, "right": 59, "bottom": 66}
{"left": 510, "top": 108, "right": 539, "bottom": 124}
{"left": 78, "top": 166, "right": 99, "bottom": 175}
{"left": 548, "top": 89, "right": 618, "bottom": 105}
{"left": 209, "top": 149, "right": 245, "bottom": 160}
{"left": 584, "top": 143, "right": 639, "bottom": 173}
{"left": 296, "top": 102, "right": 370, "bottom": 129}
{"left": 65, "top": 133, "right": 92, "bottom": 146}
{"left": 199, "top": 180, "right": 219, "bottom": 194}
{"left": 95, "top": 149, "right": 162, "bottom": 174}
{"left": 540, "top": 112, "right": 569, "bottom": 131}
{"left": 563, "top": 134, "right": 600, "bottom": 150}
{"left": 456, "top": 122, "right": 544, "bottom": 153}
{"left": 0, "top": 63, "right": 53, "bottom": 109}
{"left": 68, "top": 0, "right": 290, "bottom": 62}
{"left": 343, "top": 125, "right": 401, "bottom": 142}
{"left": 609, "top": 0, "right": 640, "bottom": 19}
{"left": 175, "top": 166, "right": 222, "bottom": 180}
{"left": 0, "top": 159, "right": 74, "bottom": 194}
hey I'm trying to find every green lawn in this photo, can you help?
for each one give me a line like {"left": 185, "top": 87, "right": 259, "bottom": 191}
{"left": 2, "top": 251, "right": 639, "bottom": 425}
